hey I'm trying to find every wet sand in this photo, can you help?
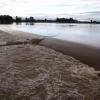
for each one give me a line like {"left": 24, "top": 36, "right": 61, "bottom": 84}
{"left": 1, "top": 29, "right": 100, "bottom": 70}
{"left": 0, "top": 29, "right": 43, "bottom": 39}
{"left": 0, "top": 29, "right": 100, "bottom": 99}
{"left": 39, "top": 38, "right": 100, "bottom": 71}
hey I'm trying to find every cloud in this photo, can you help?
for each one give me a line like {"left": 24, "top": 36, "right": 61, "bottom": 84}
{"left": 0, "top": 0, "right": 100, "bottom": 21}
{"left": 80, "top": 11, "right": 100, "bottom": 21}
{"left": 22, "top": 11, "right": 100, "bottom": 22}
{"left": 58, "top": 11, "right": 100, "bottom": 21}
{"left": 0, "top": 0, "right": 100, "bottom": 7}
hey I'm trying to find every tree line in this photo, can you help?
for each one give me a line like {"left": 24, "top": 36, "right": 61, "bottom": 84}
{"left": 14, "top": 16, "right": 79, "bottom": 23}
{"left": 0, "top": 15, "right": 13, "bottom": 24}
{"left": 15, "top": 16, "right": 35, "bottom": 22}
{"left": 56, "top": 18, "right": 78, "bottom": 23}
{"left": 0, "top": 15, "right": 100, "bottom": 24}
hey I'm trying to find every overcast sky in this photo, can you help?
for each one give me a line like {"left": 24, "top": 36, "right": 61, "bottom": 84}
{"left": 0, "top": 0, "right": 100, "bottom": 21}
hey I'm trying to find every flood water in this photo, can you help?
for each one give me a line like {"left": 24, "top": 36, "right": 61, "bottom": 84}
{"left": 0, "top": 22, "right": 100, "bottom": 48}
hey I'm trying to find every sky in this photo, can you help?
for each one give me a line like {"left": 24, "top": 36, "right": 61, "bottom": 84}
{"left": 0, "top": 0, "right": 100, "bottom": 21}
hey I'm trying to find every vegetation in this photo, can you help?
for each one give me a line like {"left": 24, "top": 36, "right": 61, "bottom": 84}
{"left": 0, "top": 14, "right": 100, "bottom": 24}
{"left": 0, "top": 15, "right": 13, "bottom": 24}
{"left": 15, "top": 16, "right": 21, "bottom": 22}
{"left": 56, "top": 18, "right": 78, "bottom": 23}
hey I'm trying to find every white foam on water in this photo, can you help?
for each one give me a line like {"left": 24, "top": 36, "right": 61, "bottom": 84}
{"left": 0, "top": 44, "right": 100, "bottom": 100}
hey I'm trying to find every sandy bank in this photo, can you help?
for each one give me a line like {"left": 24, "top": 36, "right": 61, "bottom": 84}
{"left": 39, "top": 38, "right": 100, "bottom": 71}
{"left": 0, "top": 29, "right": 100, "bottom": 70}
{"left": 0, "top": 29, "right": 100, "bottom": 99}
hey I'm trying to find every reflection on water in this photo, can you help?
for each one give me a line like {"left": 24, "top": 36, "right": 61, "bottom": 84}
{"left": 15, "top": 22, "right": 34, "bottom": 25}
{"left": 16, "top": 22, "right": 21, "bottom": 25}
{"left": 0, "top": 22, "right": 100, "bottom": 48}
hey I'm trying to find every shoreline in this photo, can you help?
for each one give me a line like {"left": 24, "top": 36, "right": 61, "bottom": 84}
{"left": 1, "top": 29, "right": 100, "bottom": 70}
{"left": 39, "top": 38, "right": 100, "bottom": 71}
{"left": 0, "top": 29, "right": 100, "bottom": 99}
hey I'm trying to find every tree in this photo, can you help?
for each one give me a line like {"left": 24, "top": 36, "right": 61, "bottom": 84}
{"left": 56, "top": 17, "right": 78, "bottom": 23}
{"left": 0, "top": 15, "right": 13, "bottom": 24}
{"left": 30, "top": 16, "right": 34, "bottom": 22}
{"left": 16, "top": 16, "right": 21, "bottom": 22}
{"left": 25, "top": 17, "right": 29, "bottom": 22}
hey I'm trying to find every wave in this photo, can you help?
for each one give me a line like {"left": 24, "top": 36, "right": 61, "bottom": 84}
{"left": 0, "top": 45, "right": 100, "bottom": 100}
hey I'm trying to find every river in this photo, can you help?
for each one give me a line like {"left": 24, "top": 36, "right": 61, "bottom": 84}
{"left": 0, "top": 22, "right": 100, "bottom": 48}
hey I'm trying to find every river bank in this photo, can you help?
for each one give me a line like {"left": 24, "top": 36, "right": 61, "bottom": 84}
{"left": 1, "top": 29, "right": 100, "bottom": 70}
{"left": 0, "top": 30, "right": 100, "bottom": 100}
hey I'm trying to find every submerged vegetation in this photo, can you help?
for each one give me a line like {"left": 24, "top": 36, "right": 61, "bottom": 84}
{"left": 0, "top": 15, "right": 100, "bottom": 24}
